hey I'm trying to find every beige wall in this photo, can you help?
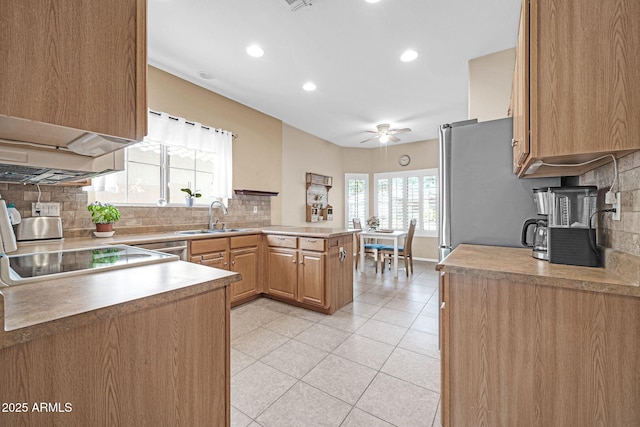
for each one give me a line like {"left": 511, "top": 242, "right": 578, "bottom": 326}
{"left": 468, "top": 48, "right": 515, "bottom": 122}
{"left": 280, "top": 124, "right": 346, "bottom": 227}
{"left": 148, "top": 66, "right": 283, "bottom": 223}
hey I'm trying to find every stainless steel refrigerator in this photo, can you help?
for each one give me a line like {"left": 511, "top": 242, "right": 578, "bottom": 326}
{"left": 438, "top": 117, "right": 560, "bottom": 260}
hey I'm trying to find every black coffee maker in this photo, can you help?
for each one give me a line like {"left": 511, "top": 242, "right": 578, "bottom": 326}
{"left": 521, "top": 188, "right": 550, "bottom": 260}
{"left": 547, "top": 186, "right": 600, "bottom": 267}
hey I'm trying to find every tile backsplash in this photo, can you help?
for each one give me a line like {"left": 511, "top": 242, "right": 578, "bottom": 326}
{"left": 580, "top": 151, "right": 640, "bottom": 257}
{"left": 0, "top": 183, "right": 272, "bottom": 238}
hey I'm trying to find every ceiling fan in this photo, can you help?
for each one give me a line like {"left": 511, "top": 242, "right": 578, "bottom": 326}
{"left": 360, "top": 123, "right": 411, "bottom": 144}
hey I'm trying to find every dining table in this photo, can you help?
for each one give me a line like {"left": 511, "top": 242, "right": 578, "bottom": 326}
{"left": 358, "top": 229, "right": 408, "bottom": 278}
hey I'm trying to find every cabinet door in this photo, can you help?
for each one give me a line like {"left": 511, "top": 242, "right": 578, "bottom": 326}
{"left": 267, "top": 248, "right": 297, "bottom": 300}
{"left": 298, "top": 251, "right": 326, "bottom": 307}
{"left": 446, "top": 272, "right": 536, "bottom": 426}
{"left": 512, "top": 0, "right": 530, "bottom": 174}
{"left": 0, "top": 0, "right": 147, "bottom": 141}
{"left": 230, "top": 248, "right": 258, "bottom": 302}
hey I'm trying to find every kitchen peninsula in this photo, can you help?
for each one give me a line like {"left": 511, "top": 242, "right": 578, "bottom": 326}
{"left": 437, "top": 244, "right": 640, "bottom": 427}
{"left": 0, "top": 226, "right": 354, "bottom": 425}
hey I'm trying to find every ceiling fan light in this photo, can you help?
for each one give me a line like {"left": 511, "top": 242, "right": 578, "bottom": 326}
{"left": 303, "top": 81, "right": 317, "bottom": 91}
{"left": 246, "top": 44, "right": 265, "bottom": 58}
{"left": 400, "top": 49, "right": 418, "bottom": 62}
{"left": 379, "top": 134, "right": 389, "bottom": 143}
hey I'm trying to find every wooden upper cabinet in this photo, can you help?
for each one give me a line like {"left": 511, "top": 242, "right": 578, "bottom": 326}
{"left": 0, "top": 0, "right": 147, "bottom": 141}
{"left": 512, "top": 0, "right": 530, "bottom": 174}
{"left": 513, "top": 0, "right": 640, "bottom": 177}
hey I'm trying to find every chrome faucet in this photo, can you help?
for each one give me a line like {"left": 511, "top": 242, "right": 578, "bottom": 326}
{"left": 209, "top": 200, "right": 228, "bottom": 230}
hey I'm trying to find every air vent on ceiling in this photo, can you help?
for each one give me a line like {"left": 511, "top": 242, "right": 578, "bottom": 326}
{"left": 283, "top": 0, "right": 313, "bottom": 12}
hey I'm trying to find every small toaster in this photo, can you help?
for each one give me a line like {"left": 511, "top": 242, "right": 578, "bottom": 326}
{"left": 16, "top": 217, "right": 63, "bottom": 241}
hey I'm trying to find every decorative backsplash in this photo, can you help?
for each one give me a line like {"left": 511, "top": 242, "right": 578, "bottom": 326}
{"left": 580, "top": 151, "right": 640, "bottom": 257}
{"left": 0, "top": 183, "right": 272, "bottom": 238}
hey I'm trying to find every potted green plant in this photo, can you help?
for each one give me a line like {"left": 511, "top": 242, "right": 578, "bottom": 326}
{"left": 87, "top": 201, "right": 121, "bottom": 233}
{"left": 181, "top": 185, "right": 202, "bottom": 207}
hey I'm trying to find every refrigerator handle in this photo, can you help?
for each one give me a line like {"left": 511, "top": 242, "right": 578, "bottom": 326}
{"left": 438, "top": 124, "right": 452, "bottom": 260}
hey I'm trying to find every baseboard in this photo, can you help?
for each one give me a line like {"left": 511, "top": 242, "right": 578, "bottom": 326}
{"left": 413, "top": 257, "right": 439, "bottom": 263}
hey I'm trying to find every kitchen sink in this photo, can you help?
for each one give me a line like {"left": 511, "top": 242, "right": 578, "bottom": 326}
{"left": 176, "top": 229, "right": 247, "bottom": 235}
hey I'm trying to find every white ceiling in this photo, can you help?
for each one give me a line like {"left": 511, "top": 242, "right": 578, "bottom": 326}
{"left": 148, "top": 0, "right": 520, "bottom": 148}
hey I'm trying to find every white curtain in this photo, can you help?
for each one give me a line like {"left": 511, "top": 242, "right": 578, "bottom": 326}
{"left": 146, "top": 111, "right": 233, "bottom": 198}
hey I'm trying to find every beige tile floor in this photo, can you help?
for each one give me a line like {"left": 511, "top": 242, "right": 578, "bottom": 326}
{"left": 231, "top": 259, "right": 441, "bottom": 427}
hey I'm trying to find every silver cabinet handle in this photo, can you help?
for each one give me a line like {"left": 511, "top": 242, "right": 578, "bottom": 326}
{"left": 440, "top": 302, "right": 445, "bottom": 309}
{"left": 306, "top": 239, "right": 317, "bottom": 243}
{"left": 511, "top": 138, "right": 518, "bottom": 147}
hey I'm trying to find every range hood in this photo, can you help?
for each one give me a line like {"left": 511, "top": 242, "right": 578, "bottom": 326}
{"left": 0, "top": 145, "right": 124, "bottom": 185}
{"left": 0, "top": 115, "right": 131, "bottom": 184}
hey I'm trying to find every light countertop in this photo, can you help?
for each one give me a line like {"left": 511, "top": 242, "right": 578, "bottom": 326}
{"left": 437, "top": 244, "right": 639, "bottom": 298}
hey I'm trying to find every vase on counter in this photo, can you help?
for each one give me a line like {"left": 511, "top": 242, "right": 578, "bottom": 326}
{"left": 185, "top": 197, "right": 195, "bottom": 207}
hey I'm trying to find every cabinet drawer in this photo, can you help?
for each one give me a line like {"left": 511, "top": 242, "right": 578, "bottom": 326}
{"left": 299, "top": 237, "right": 326, "bottom": 252}
{"left": 190, "top": 238, "right": 229, "bottom": 255}
{"left": 230, "top": 234, "right": 258, "bottom": 249}
{"left": 190, "top": 251, "right": 229, "bottom": 269}
{"left": 266, "top": 235, "right": 297, "bottom": 249}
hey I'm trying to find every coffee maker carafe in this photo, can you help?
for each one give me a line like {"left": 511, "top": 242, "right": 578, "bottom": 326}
{"left": 521, "top": 188, "right": 551, "bottom": 260}
{"left": 521, "top": 218, "right": 548, "bottom": 259}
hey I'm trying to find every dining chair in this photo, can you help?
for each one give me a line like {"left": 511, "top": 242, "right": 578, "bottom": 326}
{"left": 353, "top": 218, "right": 385, "bottom": 272}
{"left": 379, "top": 218, "right": 417, "bottom": 276}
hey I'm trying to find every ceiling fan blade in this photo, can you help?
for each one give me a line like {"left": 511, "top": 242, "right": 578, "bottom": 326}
{"left": 360, "top": 136, "right": 377, "bottom": 143}
{"left": 388, "top": 135, "right": 401, "bottom": 142}
{"left": 364, "top": 130, "right": 379, "bottom": 134}
{"left": 388, "top": 128, "right": 411, "bottom": 135}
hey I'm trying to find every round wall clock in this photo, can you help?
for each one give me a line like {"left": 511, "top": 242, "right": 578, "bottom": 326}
{"left": 398, "top": 154, "right": 411, "bottom": 167}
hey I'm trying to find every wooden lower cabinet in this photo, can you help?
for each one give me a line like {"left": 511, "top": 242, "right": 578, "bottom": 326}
{"left": 298, "top": 251, "right": 326, "bottom": 307}
{"left": 267, "top": 248, "right": 299, "bottom": 300}
{"left": 0, "top": 287, "right": 230, "bottom": 426}
{"left": 266, "top": 243, "right": 326, "bottom": 308}
{"left": 265, "top": 234, "right": 352, "bottom": 313}
{"left": 229, "top": 235, "right": 260, "bottom": 304}
{"left": 440, "top": 272, "right": 640, "bottom": 426}
{"left": 190, "top": 237, "right": 229, "bottom": 269}
{"left": 189, "top": 236, "right": 261, "bottom": 305}
{"left": 230, "top": 248, "right": 258, "bottom": 302}
{"left": 186, "top": 232, "right": 353, "bottom": 313}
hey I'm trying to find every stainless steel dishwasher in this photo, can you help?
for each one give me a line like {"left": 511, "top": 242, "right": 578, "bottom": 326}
{"left": 131, "top": 240, "right": 188, "bottom": 261}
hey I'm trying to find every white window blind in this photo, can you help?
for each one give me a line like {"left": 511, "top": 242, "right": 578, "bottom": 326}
{"left": 345, "top": 174, "right": 369, "bottom": 226}
{"left": 374, "top": 169, "right": 438, "bottom": 236}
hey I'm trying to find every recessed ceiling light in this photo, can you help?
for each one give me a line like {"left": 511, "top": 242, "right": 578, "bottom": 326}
{"left": 400, "top": 49, "right": 419, "bottom": 62}
{"left": 246, "top": 44, "right": 264, "bottom": 58}
{"left": 303, "top": 82, "right": 317, "bottom": 91}
{"left": 365, "top": 0, "right": 381, "bottom": 3}
{"left": 197, "top": 71, "right": 215, "bottom": 80}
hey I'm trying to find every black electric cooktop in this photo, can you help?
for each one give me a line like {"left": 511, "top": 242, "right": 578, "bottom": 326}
{"left": 1, "top": 245, "right": 178, "bottom": 285}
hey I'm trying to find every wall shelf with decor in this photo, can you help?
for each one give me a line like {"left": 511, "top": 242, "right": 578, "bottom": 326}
{"left": 234, "top": 189, "right": 279, "bottom": 197}
{"left": 305, "top": 172, "right": 333, "bottom": 223}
